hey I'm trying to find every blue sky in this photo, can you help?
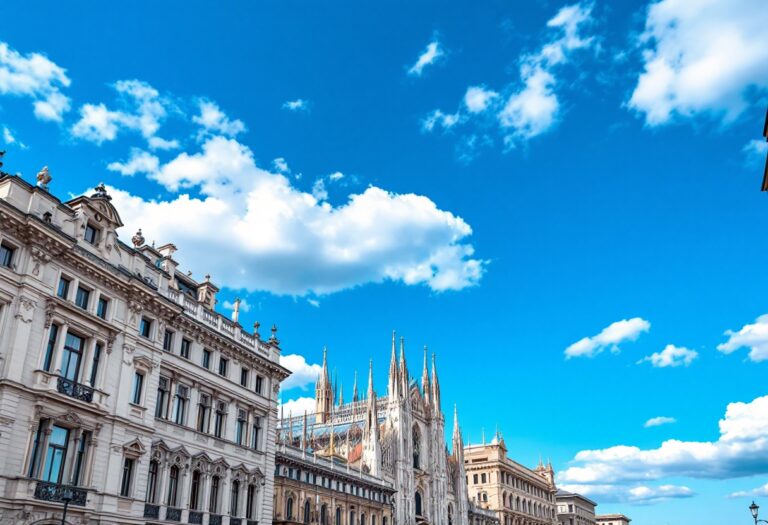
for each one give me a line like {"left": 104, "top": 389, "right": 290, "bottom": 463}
{"left": 2, "top": 0, "right": 768, "bottom": 523}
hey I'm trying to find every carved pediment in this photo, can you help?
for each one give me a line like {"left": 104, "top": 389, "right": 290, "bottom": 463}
{"left": 123, "top": 438, "right": 146, "bottom": 457}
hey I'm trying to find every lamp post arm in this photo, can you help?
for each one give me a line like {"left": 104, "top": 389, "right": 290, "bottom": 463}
{"left": 757, "top": 520, "right": 768, "bottom": 525}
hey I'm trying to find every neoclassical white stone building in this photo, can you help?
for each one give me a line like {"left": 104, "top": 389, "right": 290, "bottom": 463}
{"left": 278, "top": 339, "right": 470, "bottom": 525}
{"left": 0, "top": 173, "right": 290, "bottom": 525}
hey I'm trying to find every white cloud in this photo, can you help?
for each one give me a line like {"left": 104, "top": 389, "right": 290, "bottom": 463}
{"left": 279, "top": 396, "right": 316, "bottom": 416}
{"left": 273, "top": 157, "right": 290, "bottom": 174}
{"left": 280, "top": 354, "right": 322, "bottom": 391}
{"left": 107, "top": 148, "right": 160, "bottom": 176}
{"left": 307, "top": 298, "right": 320, "bottom": 308}
{"left": 718, "top": 314, "right": 768, "bottom": 362}
{"left": 639, "top": 344, "right": 698, "bottom": 368}
{"left": 283, "top": 99, "right": 309, "bottom": 112}
{"left": 71, "top": 79, "right": 174, "bottom": 148}
{"left": 108, "top": 136, "right": 485, "bottom": 295}
{"left": 644, "top": 416, "right": 677, "bottom": 428}
{"left": 192, "top": 100, "right": 246, "bottom": 138}
{"left": 222, "top": 298, "right": 251, "bottom": 313}
{"left": 2, "top": 126, "right": 16, "bottom": 145}
{"left": 311, "top": 178, "right": 328, "bottom": 201}
{"left": 464, "top": 86, "right": 499, "bottom": 114}
{"left": 628, "top": 0, "right": 768, "bottom": 125}
{"left": 559, "top": 483, "right": 695, "bottom": 505}
{"left": 565, "top": 317, "right": 650, "bottom": 359}
{"left": 558, "top": 394, "right": 768, "bottom": 490}
{"left": 0, "top": 41, "right": 71, "bottom": 122}
{"left": 408, "top": 40, "right": 444, "bottom": 77}
{"left": 422, "top": 109, "right": 461, "bottom": 132}
{"left": 729, "top": 482, "right": 768, "bottom": 499}
{"left": 328, "top": 171, "right": 344, "bottom": 182}
{"left": 744, "top": 139, "right": 768, "bottom": 165}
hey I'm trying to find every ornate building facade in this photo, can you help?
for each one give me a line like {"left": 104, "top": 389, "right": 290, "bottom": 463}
{"left": 278, "top": 340, "right": 469, "bottom": 525}
{"left": 0, "top": 174, "right": 290, "bottom": 525}
{"left": 555, "top": 490, "right": 596, "bottom": 525}
{"left": 464, "top": 437, "right": 557, "bottom": 525}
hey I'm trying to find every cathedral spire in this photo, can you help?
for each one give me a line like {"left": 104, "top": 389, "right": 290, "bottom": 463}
{"left": 399, "top": 336, "right": 409, "bottom": 398}
{"left": 431, "top": 352, "right": 441, "bottom": 411}
{"left": 362, "top": 358, "right": 381, "bottom": 476}
{"left": 388, "top": 330, "right": 399, "bottom": 400}
{"left": 315, "top": 346, "right": 334, "bottom": 423}
{"left": 302, "top": 410, "right": 308, "bottom": 456}
{"left": 352, "top": 370, "right": 359, "bottom": 402}
{"left": 338, "top": 381, "right": 344, "bottom": 406}
{"left": 367, "top": 359, "right": 374, "bottom": 399}
{"left": 452, "top": 404, "right": 464, "bottom": 454}
{"left": 421, "top": 346, "right": 430, "bottom": 402}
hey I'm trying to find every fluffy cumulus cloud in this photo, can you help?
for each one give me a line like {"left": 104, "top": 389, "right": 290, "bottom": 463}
{"left": 408, "top": 40, "right": 444, "bottom": 77}
{"left": 729, "top": 482, "right": 768, "bottom": 499}
{"left": 192, "top": 100, "right": 246, "bottom": 138}
{"left": 559, "top": 483, "right": 695, "bottom": 505}
{"left": 279, "top": 397, "right": 316, "bottom": 417}
{"left": 108, "top": 136, "right": 485, "bottom": 295}
{"left": 0, "top": 41, "right": 71, "bottom": 121}
{"left": 558, "top": 394, "right": 768, "bottom": 503}
{"left": 71, "top": 80, "right": 177, "bottom": 148}
{"left": 279, "top": 354, "right": 323, "bottom": 391}
{"left": 644, "top": 416, "right": 676, "bottom": 428}
{"left": 638, "top": 344, "right": 698, "bottom": 368}
{"left": 282, "top": 99, "right": 309, "bottom": 112}
{"left": 423, "top": 3, "right": 595, "bottom": 153}
{"left": 629, "top": 0, "right": 768, "bottom": 125}
{"left": 565, "top": 317, "right": 650, "bottom": 359}
{"left": 718, "top": 314, "right": 768, "bottom": 362}
{"left": 107, "top": 148, "right": 160, "bottom": 176}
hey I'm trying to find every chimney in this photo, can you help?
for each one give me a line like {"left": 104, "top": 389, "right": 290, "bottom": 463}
{"left": 197, "top": 274, "right": 219, "bottom": 310}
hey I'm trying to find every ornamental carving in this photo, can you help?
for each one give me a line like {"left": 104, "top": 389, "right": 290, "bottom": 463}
{"left": 29, "top": 245, "right": 51, "bottom": 276}
{"left": 14, "top": 296, "right": 35, "bottom": 324}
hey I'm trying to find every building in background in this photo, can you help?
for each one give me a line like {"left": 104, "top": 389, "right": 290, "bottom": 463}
{"left": 464, "top": 435, "right": 557, "bottom": 525}
{"left": 595, "top": 515, "right": 630, "bottom": 525}
{"left": 555, "top": 490, "right": 596, "bottom": 525}
{"left": 0, "top": 173, "right": 290, "bottom": 525}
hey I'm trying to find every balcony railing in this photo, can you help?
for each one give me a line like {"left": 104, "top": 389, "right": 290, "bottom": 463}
{"left": 189, "top": 510, "right": 203, "bottom": 523}
{"left": 33, "top": 481, "right": 87, "bottom": 506}
{"left": 57, "top": 377, "right": 94, "bottom": 403}
{"left": 166, "top": 507, "right": 182, "bottom": 521}
{"left": 210, "top": 514, "right": 223, "bottom": 525}
{"left": 144, "top": 503, "right": 160, "bottom": 518}
{"left": 247, "top": 521, "right": 259, "bottom": 525}
{"left": 231, "top": 518, "right": 243, "bottom": 525}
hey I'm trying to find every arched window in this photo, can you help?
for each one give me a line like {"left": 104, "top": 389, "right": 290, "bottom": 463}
{"left": 286, "top": 497, "right": 294, "bottom": 519}
{"left": 146, "top": 460, "right": 159, "bottom": 503}
{"left": 448, "top": 504, "right": 454, "bottom": 525}
{"left": 230, "top": 479, "right": 240, "bottom": 516}
{"left": 189, "top": 470, "right": 202, "bottom": 510}
{"left": 167, "top": 465, "right": 179, "bottom": 507}
{"left": 361, "top": 513, "right": 366, "bottom": 525}
{"left": 350, "top": 510, "right": 356, "bottom": 525}
{"left": 336, "top": 507, "right": 342, "bottom": 525}
{"left": 246, "top": 484, "right": 257, "bottom": 519}
{"left": 412, "top": 426, "right": 421, "bottom": 469}
{"left": 210, "top": 476, "right": 220, "bottom": 513}
{"left": 415, "top": 492, "right": 423, "bottom": 516}
{"left": 304, "top": 499, "right": 311, "bottom": 524}
{"left": 321, "top": 504, "right": 328, "bottom": 525}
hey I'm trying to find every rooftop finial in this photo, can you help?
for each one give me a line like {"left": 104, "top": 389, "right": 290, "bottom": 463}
{"left": 132, "top": 229, "right": 145, "bottom": 248}
{"left": 232, "top": 297, "right": 241, "bottom": 324}
{"left": 36, "top": 166, "right": 51, "bottom": 190}
{"left": 91, "top": 182, "right": 110, "bottom": 200}
{"left": 254, "top": 321, "right": 261, "bottom": 338}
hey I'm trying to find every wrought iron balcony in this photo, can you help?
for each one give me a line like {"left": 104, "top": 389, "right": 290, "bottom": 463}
{"left": 188, "top": 510, "right": 203, "bottom": 523}
{"left": 247, "top": 520, "right": 259, "bottom": 525}
{"left": 33, "top": 481, "right": 87, "bottom": 506}
{"left": 144, "top": 503, "right": 160, "bottom": 518}
{"left": 210, "top": 514, "right": 223, "bottom": 525}
{"left": 57, "top": 376, "right": 94, "bottom": 402}
{"left": 231, "top": 518, "right": 243, "bottom": 525}
{"left": 166, "top": 507, "right": 182, "bottom": 521}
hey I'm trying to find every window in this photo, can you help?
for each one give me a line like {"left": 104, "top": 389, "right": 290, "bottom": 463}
{"left": 43, "top": 324, "right": 59, "bottom": 372}
{"left": 89, "top": 342, "right": 102, "bottom": 386}
{"left": 120, "top": 457, "right": 135, "bottom": 496}
{"left": 251, "top": 417, "right": 262, "bottom": 450}
{"left": 96, "top": 296, "right": 109, "bottom": 319}
{"left": 415, "top": 492, "right": 423, "bottom": 516}
{"left": 218, "top": 357, "right": 228, "bottom": 377}
{"left": 202, "top": 349, "right": 212, "bottom": 369}
{"left": 131, "top": 371, "right": 144, "bottom": 404}
{"left": 210, "top": 476, "right": 220, "bottom": 513}
{"left": 84, "top": 223, "right": 100, "bottom": 245}
{"left": 230, "top": 479, "right": 240, "bottom": 516}
{"left": 336, "top": 507, "right": 342, "bottom": 525}
{"left": 246, "top": 484, "right": 257, "bottom": 519}
{"left": 172, "top": 384, "right": 189, "bottom": 425}
{"left": 180, "top": 338, "right": 191, "bottom": 359}
{"left": 412, "top": 426, "right": 421, "bottom": 469}
{"left": 240, "top": 367, "right": 249, "bottom": 387}
{"left": 57, "top": 276, "right": 71, "bottom": 299}
{"left": 167, "top": 465, "right": 179, "bottom": 507}
{"left": 473, "top": 474, "right": 478, "bottom": 484}
{"left": 155, "top": 376, "right": 170, "bottom": 419}
{"left": 196, "top": 393, "right": 211, "bottom": 433}
{"left": 214, "top": 401, "right": 227, "bottom": 438}
{"left": 304, "top": 500, "right": 311, "bottom": 524}
{"left": 321, "top": 504, "right": 328, "bottom": 525}
{"left": 0, "top": 242, "right": 15, "bottom": 268}
{"left": 27, "top": 420, "right": 46, "bottom": 478}
{"left": 236, "top": 409, "right": 247, "bottom": 445}
{"left": 255, "top": 375, "right": 263, "bottom": 394}
{"left": 361, "top": 514, "right": 366, "bottom": 525}
{"left": 286, "top": 497, "right": 294, "bottom": 520}
{"left": 71, "top": 431, "right": 90, "bottom": 486}
{"left": 163, "top": 330, "right": 174, "bottom": 351}
{"left": 42, "top": 425, "right": 70, "bottom": 483}
{"left": 61, "top": 333, "right": 85, "bottom": 382}
{"left": 147, "top": 460, "right": 159, "bottom": 503}
{"left": 481, "top": 473, "right": 487, "bottom": 483}
{"left": 139, "top": 317, "right": 152, "bottom": 338}
{"left": 75, "top": 286, "right": 90, "bottom": 310}
{"left": 190, "top": 470, "right": 202, "bottom": 510}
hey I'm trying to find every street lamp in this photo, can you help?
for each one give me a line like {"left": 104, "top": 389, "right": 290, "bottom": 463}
{"left": 750, "top": 501, "right": 768, "bottom": 525}
{"left": 60, "top": 487, "right": 73, "bottom": 525}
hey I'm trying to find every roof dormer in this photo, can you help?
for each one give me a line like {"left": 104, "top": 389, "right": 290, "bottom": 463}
{"left": 66, "top": 183, "right": 123, "bottom": 252}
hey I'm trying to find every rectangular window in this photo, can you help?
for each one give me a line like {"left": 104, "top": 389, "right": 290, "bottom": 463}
{"left": 42, "top": 425, "right": 70, "bottom": 483}
{"left": 89, "top": 342, "right": 102, "bottom": 385}
{"left": 43, "top": 324, "right": 59, "bottom": 372}
{"left": 96, "top": 296, "right": 109, "bottom": 319}
{"left": 120, "top": 457, "right": 134, "bottom": 496}
{"left": 163, "top": 330, "right": 174, "bottom": 351}
{"left": 139, "top": 317, "right": 152, "bottom": 338}
{"left": 251, "top": 417, "right": 262, "bottom": 450}
{"left": 214, "top": 401, "right": 227, "bottom": 438}
{"left": 218, "top": 357, "right": 228, "bottom": 377}
{"left": 155, "top": 376, "right": 170, "bottom": 419}
{"left": 180, "top": 338, "right": 191, "bottom": 359}
{"left": 84, "top": 223, "right": 100, "bottom": 245}
{"left": 75, "top": 286, "right": 90, "bottom": 310}
{"left": 27, "top": 419, "right": 46, "bottom": 478}
{"left": 236, "top": 409, "right": 247, "bottom": 445}
{"left": 57, "top": 276, "right": 71, "bottom": 299}
{"left": 61, "top": 333, "right": 85, "bottom": 382}
{"left": 147, "top": 460, "right": 159, "bottom": 503}
{"left": 255, "top": 375, "right": 263, "bottom": 394}
{"left": 240, "top": 367, "right": 249, "bottom": 387}
{"left": 481, "top": 473, "right": 487, "bottom": 483}
{"left": 473, "top": 474, "right": 478, "bottom": 484}
{"left": 202, "top": 349, "right": 211, "bottom": 369}
{"left": 131, "top": 372, "right": 144, "bottom": 404}
{"left": 71, "top": 431, "right": 90, "bottom": 486}
{"left": 0, "top": 242, "right": 15, "bottom": 268}
{"left": 197, "top": 393, "right": 211, "bottom": 433}
{"left": 173, "top": 384, "right": 189, "bottom": 425}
